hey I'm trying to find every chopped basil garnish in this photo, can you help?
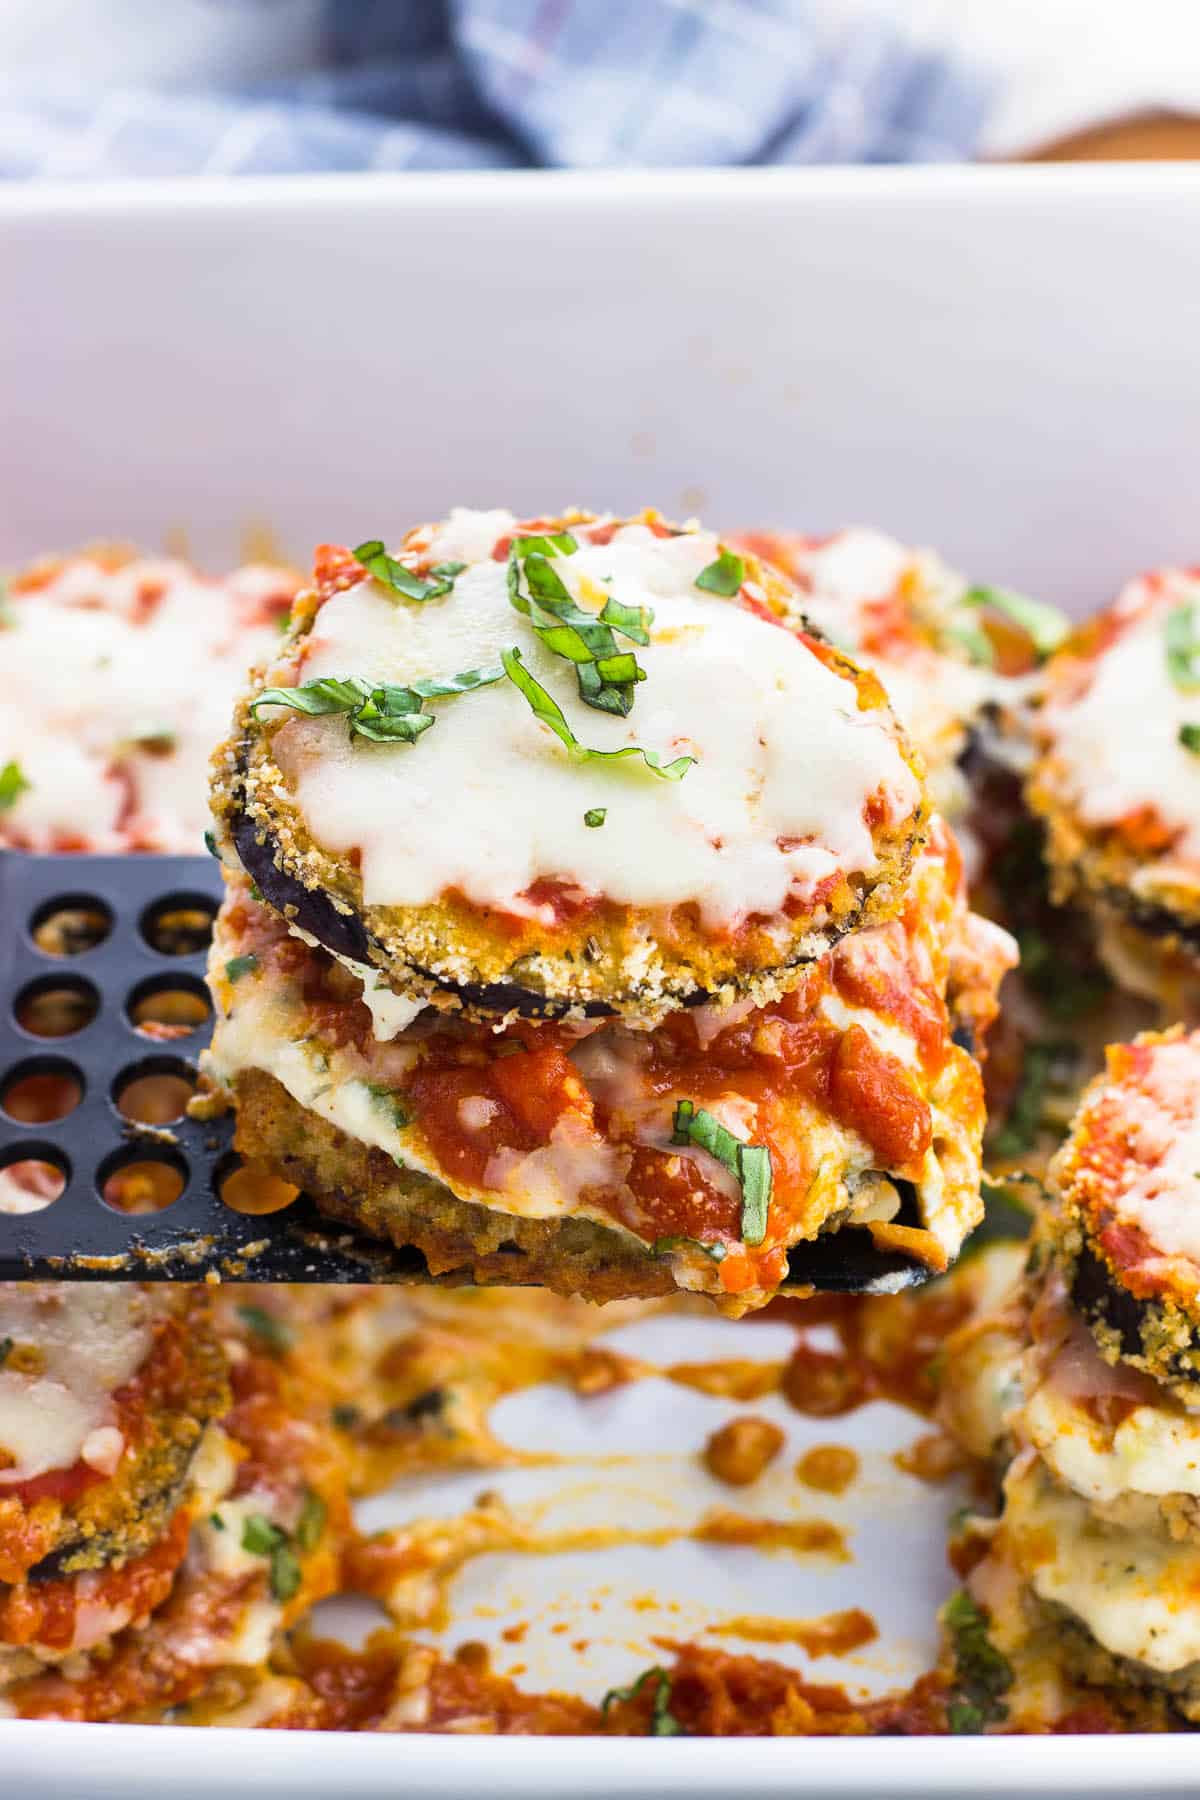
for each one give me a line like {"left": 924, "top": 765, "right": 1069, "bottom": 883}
{"left": 600, "top": 1667, "right": 684, "bottom": 1736}
{"left": 237, "top": 1302, "right": 294, "bottom": 1354}
{"left": 511, "top": 531, "right": 578, "bottom": 559}
{"left": 269, "top": 1542, "right": 302, "bottom": 1602}
{"left": 503, "top": 647, "right": 694, "bottom": 781}
{"left": 240, "top": 1512, "right": 301, "bottom": 1601}
{"left": 209, "top": 1511, "right": 225, "bottom": 1531}
{"left": 1181, "top": 723, "right": 1200, "bottom": 755}
{"left": 1167, "top": 602, "right": 1200, "bottom": 690}
{"left": 961, "top": 586, "right": 1070, "bottom": 661}
{"left": 508, "top": 535, "right": 650, "bottom": 718}
{"left": 294, "top": 1489, "right": 327, "bottom": 1553}
{"left": 599, "top": 595, "right": 652, "bottom": 647}
{"left": 584, "top": 808, "right": 607, "bottom": 828}
{"left": 241, "top": 1513, "right": 285, "bottom": 1557}
{"left": 241, "top": 1502, "right": 314, "bottom": 1602}
{"left": 251, "top": 666, "right": 504, "bottom": 747}
{"left": 671, "top": 1099, "right": 772, "bottom": 1246}
{"left": 203, "top": 829, "right": 218, "bottom": 858}
{"left": 0, "top": 1337, "right": 11, "bottom": 1368}
{"left": 0, "top": 760, "right": 30, "bottom": 812}
{"left": 225, "top": 954, "right": 258, "bottom": 984}
{"left": 694, "top": 550, "right": 745, "bottom": 597}
{"left": 355, "top": 539, "right": 465, "bottom": 603}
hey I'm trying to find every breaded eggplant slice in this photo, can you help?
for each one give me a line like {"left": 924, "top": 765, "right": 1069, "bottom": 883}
{"left": 0, "top": 1285, "right": 228, "bottom": 1654}
{"left": 203, "top": 819, "right": 1014, "bottom": 1313}
{"left": 1049, "top": 1027, "right": 1200, "bottom": 1401}
{"left": 1029, "top": 568, "right": 1200, "bottom": 1007}
{"left": 211, "top": 508, "right": 928, "bottom": 1027}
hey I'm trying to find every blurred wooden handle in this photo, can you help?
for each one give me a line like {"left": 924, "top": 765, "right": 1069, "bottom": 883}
{"left": 1027, "top": 110, "right": 1200, "bottom": 159}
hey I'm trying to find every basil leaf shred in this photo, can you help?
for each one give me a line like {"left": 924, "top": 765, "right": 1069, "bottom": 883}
{"left": 502, "top": 647, "right": 693, "bottom": 781}
{"left": 600, "top": 1666, "right": 684, "bottom": 1737}
{"left": 354, "top": 539, "right": 464, "bottom": 603}
{"left": 1167, "top": 602, "right": 1200, "bottom": 691}
{"left": 0, "top": 760, "right": 30, "bottom": 812}
{"left": 961, "top": 585, "right": 1070, "bottom": 660}
{"left": 694, "top": 551, "right": 745, "bottom": 597}
{"left": 671, "top": 1099, "right": 772, "bottom": 1245}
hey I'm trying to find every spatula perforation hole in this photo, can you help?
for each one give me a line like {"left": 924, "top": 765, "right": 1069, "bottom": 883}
{"left": 97, "top": 1145, "right": 187, "bottom": 1215}
{"left": 113, "top": 1058, "right": 197, "bottom": 1127}
{"left": 29, "top": 896, "right": 113, "bottom": 957}
{"left": 0, "top": 1143, "right": 69, "bottom": 1214}
{"left": 13, "top": 975, "right": 100, "bottom": 1039}
{"left": 139, "top": 892, "right": 217, "bottom": 957}
{"left": 1, "top": 1056, "right": 84, "bottom": 1124}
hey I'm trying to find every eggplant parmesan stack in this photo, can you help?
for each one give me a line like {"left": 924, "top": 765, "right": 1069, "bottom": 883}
{"left": 1028, "top": 567, "right": 1200, "bottom": 1011}
{"left": 0, "top": 1289, "right": 350, "bottom": 1725}
{"left": 0, "top": 545, "right": 296, "bottom": 854}
{"left": 937, "top": 1028, "right": 1200, "bottom": 1729}
{"left": 206, "top": 507, "right": 1015, "bottom": 1310}
{"left": 0, "top": 1285, "right": 227, "bottom": 1677}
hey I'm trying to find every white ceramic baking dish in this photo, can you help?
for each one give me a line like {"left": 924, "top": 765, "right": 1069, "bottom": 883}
{"left": 3, "top": 164, "right": 1200, "bottom": 1797}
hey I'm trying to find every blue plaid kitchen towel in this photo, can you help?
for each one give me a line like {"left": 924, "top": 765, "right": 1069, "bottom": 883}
{"left": 0, "top": 0, "right": 994, "bottom": 178}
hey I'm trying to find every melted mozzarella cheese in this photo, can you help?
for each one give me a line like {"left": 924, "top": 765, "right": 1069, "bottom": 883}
{"left": 1024, "top": 1375, "right": 1200, "bottom": 1506}
{"left": 1005, "top": 1455, "right": 1200, "bottom": 1674}
{"left": 761, "top": 528, "right": 997, "bottom": 815}
{"left": 1075, "top": 1033, "right": 1200, "bottom": 1264}
{"left": 272, "top": 516, "right": 920, "bottom": 928}
{"left": 1041, "top": 572, "right": 1200, "bottom": 873}
{"left": 0, "top": 1286, "right": 156, "bottom": 1483}
{"left": 0, "top": 556, "right": 292, "bottom": 853}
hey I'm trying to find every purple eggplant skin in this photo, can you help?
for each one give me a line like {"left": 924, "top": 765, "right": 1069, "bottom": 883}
{"left": 231, "top": 805, "right": 621, "bottom": 1021}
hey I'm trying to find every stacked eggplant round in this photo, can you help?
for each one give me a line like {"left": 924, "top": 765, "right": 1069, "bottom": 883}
{"left": 1028, "top": 568, "right": 1200, "bottom": 1010}
{"left": 214, "top": 509, "right": 930, "bottom": 1025}
{"left": 0, "top": 1285, "right": 227, "bottom": 1671}
{"left": 205, "top": 507, "right": 1015, "bottom": 1312}
{"left": 937, "top": 1028, "right": 1200, "bottom": 1727}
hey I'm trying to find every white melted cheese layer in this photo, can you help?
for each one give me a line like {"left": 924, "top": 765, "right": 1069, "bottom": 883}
{"left": 0, "top": 1286, "right": 156, "bottom": 1483}
{"left": 275, "top": 517, "right": 920, "bottom": 928}
{"left": 1042, "top": 573, "right": 1200, "bottom": 871}
{"left": 1007, "top": 1455, "right": 1200, "bottom": 1674}
{"left": 776, "top": 528, "right": 997, "bottom": 800}
{"left": 0, "top": 558, "right": 290, "bottom": 853}
{"left": 1023, "top": 1374, "right": 1200, "bottom": 1506}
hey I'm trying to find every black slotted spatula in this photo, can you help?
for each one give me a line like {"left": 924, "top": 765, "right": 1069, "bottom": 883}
{"left": 0, "top": 851, "right": 931, "bottom": 1292}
